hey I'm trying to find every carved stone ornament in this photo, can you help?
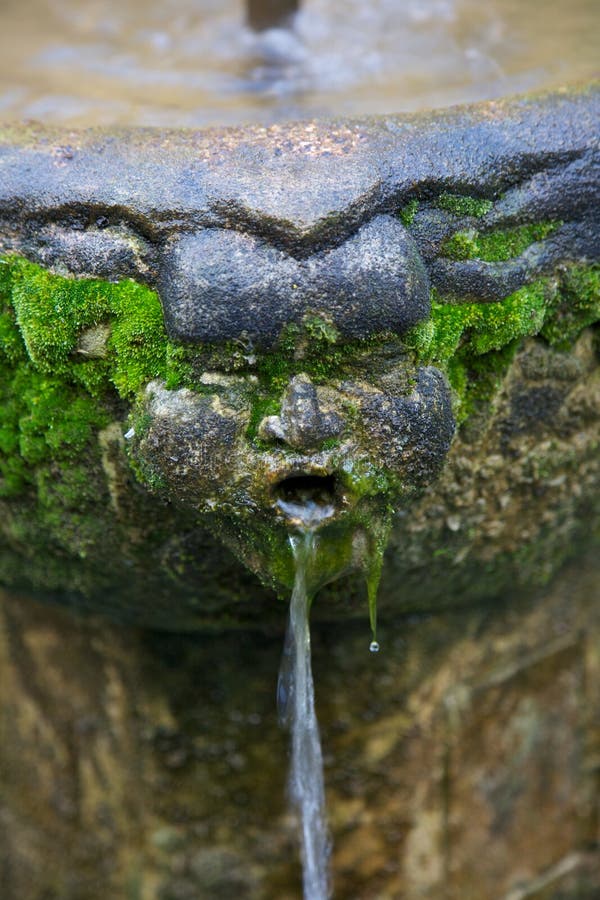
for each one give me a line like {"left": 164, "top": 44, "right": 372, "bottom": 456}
{"left": 0, "top": 84, "right": 598, "bottom": 628}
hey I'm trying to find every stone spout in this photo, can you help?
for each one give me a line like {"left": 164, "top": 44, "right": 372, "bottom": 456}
{"left": 0, "top": 83, "right": 597, "bottom": 628}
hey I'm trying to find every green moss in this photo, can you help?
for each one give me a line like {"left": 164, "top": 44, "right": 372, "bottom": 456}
{"left": 441, "top": 230, "right": 477, "bottom": 261}
{"left": 442, "top": 222, "right": 560, "bottom": 262}
{"left": 243, "top": 317, "right": 404, "bottom": 443}
{"left": 255, "top": 316, "right": 345, "bottom": 390}
{"left": 7, "top": 255, "right": 173, "bottom": 398}
{"left": 0, "top": 254, "right": 174, "bottom": 518}
{"left": 411, "top": 280, "right": 552, "bottom": 363}
{"left": 338, "top": 456, "right": 395, "bottom": 498}
{"left": 477, "top": 222, "right": 560, "bottom": 261}
{"left": 246, "top": 395, "right": 281, "bottom": 442}
{"left": 225, "top": 477, "right": 393, "bottom": 637}
{"left": 398, "top": 199, "right": 419, "bottom": 227}
{"left": 36, "top": 462, "right": 96, "bottom": 510}
{"left": 454, "top": 344, "right": 516, "bottom": 423}
{"left": 408, "top": 263, "right": 599, "bottom": 422}
{"left": 108, "top": 282, "right": 169, "bottom": 396}
{"left": 164, "top": 343, "right": 196, "bottom": 389}
{"left": 541, "top": 265, "right": 600, "bottom": 348}
{"left": 0, "top": 361, "right": 111, "bottom": 496}
{"left": 1, "top": 249, "right": 598, "bottom": 605}
{"left": 0, "top": 254, "right": 223, "bottom": 506}
{"left": 436, "top": 193, "right": 493, "bottom": 218}
{"left": 303, "top": 313, "right": 340, "bottom": 345}
{"left": 401, "top": 193, "right": 494, "bottom": 226}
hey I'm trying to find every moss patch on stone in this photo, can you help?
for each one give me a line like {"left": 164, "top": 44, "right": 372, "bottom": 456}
{"left": 403, "top": 200, "right": 596, "bottom": 414}
{"left": 412, "top": 280, "right": 550, "bottom": 362}
{"left": 398, "top": 199, "right": 419, "bottom": 227}
{"left": 2, "top": 253, "right": 596, "bottom": 472}
{"left": 219, "top": 477, "right": 394, "bottom": 615}
{"left": 442, "top": 222, "right": 560, "bottom": 262}
{"left": 435, "top": 193, "right": 493, "bottom": 219}
{"left": 408, "top": 263, "right": 599, "bottom": 422}
{"left": 0, "top": 254, "right": 204, "bottom": 489}
{"left": 243, "top": 316, "right": 405, "bottom": 444}
{"left": 541, "top": 265, "right": 600, "bottom": 349}
{"left": 0, "top": 248, "right": 598, "bottom": 615}
{"left": 0, "top": 254, "right": 188, "bottom": 517}
{"left": 5, "top": 255, "right": 179, "bottom": 397}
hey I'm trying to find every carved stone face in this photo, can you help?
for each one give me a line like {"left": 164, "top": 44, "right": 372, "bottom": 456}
{"left": 127, "top": 213, "right": 455, "bottom": 532}
{"left": 130, "top": 353, "right": 455, "bottom": 530}
{"left": 0, "top": 94, "right": 597, "bottom": 618}
{"left": 126, "top": 319, "right": 455, "bottom": 592}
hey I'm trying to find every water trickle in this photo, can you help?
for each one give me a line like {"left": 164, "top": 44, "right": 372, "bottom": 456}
{"left": 278, "top": 530, "right": 331, "bottom": 900}
{"left": 276, "top": 504, "right": 390, "bottom": 895}
{"left": 275, "top": 481, "right": 337, "bottom": 530}
{"left": 365, "top": 515, "right": 390, "bottom": 655}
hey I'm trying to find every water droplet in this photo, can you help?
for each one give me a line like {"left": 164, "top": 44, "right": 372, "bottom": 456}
{"left": 369, "top": 640, "right": 380, "bottom": 653}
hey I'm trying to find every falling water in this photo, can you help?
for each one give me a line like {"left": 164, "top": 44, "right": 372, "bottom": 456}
{"left": 277, "top": 530, "right": 330, "bottom": 900}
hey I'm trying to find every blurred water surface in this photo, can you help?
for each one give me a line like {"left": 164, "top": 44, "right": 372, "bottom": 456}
{"left": 0, "top": 0, "right": 597, "bottom": 126}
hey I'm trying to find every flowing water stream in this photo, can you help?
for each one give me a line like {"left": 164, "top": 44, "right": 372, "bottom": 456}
{"left": 278, "top": 531, "right": 331, "bottom": 900}
{"left": 274, "top": 469, "right": 391, "bottom": 898}
{"left": 276, "top": 517, "right": 387, "bottom": 898}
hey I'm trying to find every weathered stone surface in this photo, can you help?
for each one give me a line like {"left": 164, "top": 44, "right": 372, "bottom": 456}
{"left": 0, "top": 554, "right": 598, "bottom": 898}
{"left": 1, "top": 87, "right": 598, "bottom": 343}
{"left": 1, "top": 85, "right": 597, "bottom": 246}
{"left": 0, "top": 75, "right": 598, "bottom": 900}
{"left": 158, "top": 215, "right": 430, "bottom": 345}
{"left": 0, "top": 84, "right": 598, "bottom": 627}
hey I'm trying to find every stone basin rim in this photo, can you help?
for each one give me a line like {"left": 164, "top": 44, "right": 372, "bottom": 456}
{"left": 1, "top": 79, "right": 598, "bottom": 253}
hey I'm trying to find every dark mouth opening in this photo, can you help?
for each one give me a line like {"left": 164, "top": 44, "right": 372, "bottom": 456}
{"left": 273, "top": 473, "right": 338, "bottom": 525}
{"left": 276, "top": 473, "right": 337, "bottom": 506}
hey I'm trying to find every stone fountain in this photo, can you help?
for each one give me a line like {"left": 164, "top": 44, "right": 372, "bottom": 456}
{"left": 0, "top": 83, "right": 598, "bottom": 897}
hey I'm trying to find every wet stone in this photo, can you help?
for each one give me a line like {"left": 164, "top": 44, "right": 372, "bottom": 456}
{"left": 0, "top": 552, "right": 597, "bottom": 898}
{"left": 0, "top": 86, "right": 597, "bottom": 627}
{"left": 0, "top": 86, "right": 598, "bottom": 896}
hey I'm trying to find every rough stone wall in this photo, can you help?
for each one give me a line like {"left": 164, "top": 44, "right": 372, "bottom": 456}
{"left": 1, "top": 554, "right": 598, "bottom": 899}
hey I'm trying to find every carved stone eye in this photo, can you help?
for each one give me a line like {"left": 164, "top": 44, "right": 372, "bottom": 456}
{"left": 158, "top": 215, "right": 431, "bottom": 346}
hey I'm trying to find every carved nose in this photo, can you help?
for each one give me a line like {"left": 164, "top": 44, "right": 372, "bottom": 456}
{"left": 258, "top": 374, "right": 344, "bottom": 451}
